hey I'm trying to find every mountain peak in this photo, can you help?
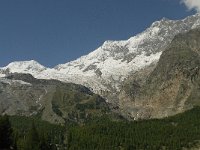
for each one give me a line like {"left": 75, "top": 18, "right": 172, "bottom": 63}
{"left": 1, "top": 60, "right": 46, "bottom": 75}
{"left": 161, "top": 17, "right": 169, "bottom": 21}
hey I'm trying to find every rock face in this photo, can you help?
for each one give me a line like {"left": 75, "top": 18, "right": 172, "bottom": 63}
{"left": 0, "top": 73, "right": 109, "bottom": 124}
{"left": 1, "top": 14, "right": 200, "bottom": 100}
{"left": 120, "top": 28, "right": 200, "bottom": 120}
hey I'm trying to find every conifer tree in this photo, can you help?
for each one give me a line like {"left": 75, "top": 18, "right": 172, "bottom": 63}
{"left": 24, "top": 122, "right": 40, "bottom": 150}
{"left": 0, "top": 115, "right": 13, "bottom": 149}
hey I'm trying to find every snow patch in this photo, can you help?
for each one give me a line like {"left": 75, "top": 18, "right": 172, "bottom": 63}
{"left": 0, "top": 78, "right": 32, "bottom": 86}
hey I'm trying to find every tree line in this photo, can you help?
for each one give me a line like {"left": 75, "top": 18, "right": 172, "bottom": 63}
{"left": 2, "top": 107, "right": 200, "bottom": 150}
{"left": 67, "top": 107, "right": 200, "bottom": 150}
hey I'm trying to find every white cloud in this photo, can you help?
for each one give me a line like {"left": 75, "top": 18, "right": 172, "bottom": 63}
{"left": 181, "top": 0, "right": 200, "bottom": 12}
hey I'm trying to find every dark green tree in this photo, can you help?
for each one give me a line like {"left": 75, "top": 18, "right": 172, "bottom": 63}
{"left": 24, "top": 122, "right": 40, "bottom": 150}
{"left": 39, "top": 133, "right": 50, "bottom": 150}
{"left": 0, "top": 115, "right": 13, "bottom": 149}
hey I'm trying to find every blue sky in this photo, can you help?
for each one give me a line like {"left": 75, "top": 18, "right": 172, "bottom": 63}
{"left": 0, "top": 0, "right": 196, "bottom": 67}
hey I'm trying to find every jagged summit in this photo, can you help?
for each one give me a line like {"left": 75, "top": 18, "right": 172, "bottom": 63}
{"left": 0, "top": 13, "right": 200, "bottom": 96}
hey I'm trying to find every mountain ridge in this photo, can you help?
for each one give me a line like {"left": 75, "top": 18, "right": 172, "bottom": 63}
{"left": 1, "top": 13, "right": 200, "bottom": 99}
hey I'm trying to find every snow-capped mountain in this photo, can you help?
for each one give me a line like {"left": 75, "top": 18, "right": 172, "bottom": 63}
{"left": 1, "top": 13, "right": 200, "bottom": 97}
{"left": 1, "top": 60, "right": 46, "bottom": 74}
{"left": 0, "top": 60, "right": 46, "bottom": 78}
